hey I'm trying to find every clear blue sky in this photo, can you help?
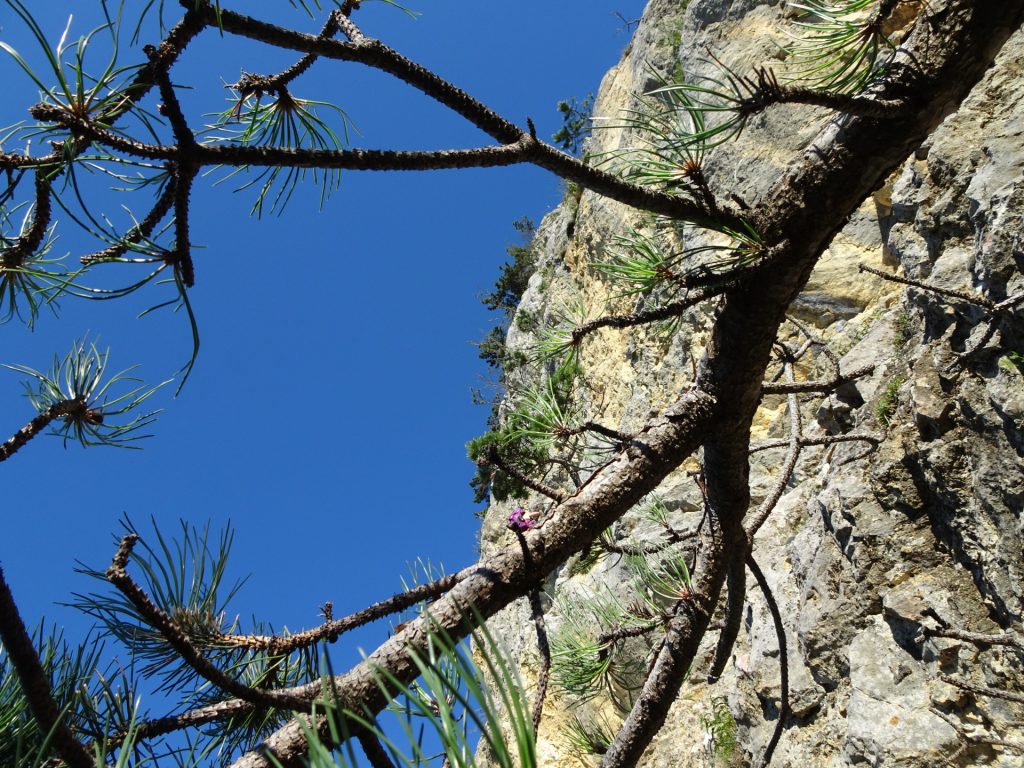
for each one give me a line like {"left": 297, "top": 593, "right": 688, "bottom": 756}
{"left": 0, "top": 0, "right": 643, "bottom": 702}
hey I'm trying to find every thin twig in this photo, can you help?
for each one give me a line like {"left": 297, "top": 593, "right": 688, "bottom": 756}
{"left": 748, "top": 363, "right": 802, "bottom": 536}
{"left": 922, "top": 626, "right": 1024, "bottom": 651}
{"left": 527, "top": 589, "right": 551, "bottom": 734}
{"left": 481, "top": 445, "right": 566, "bottom": 503}
{"left": 761, "top": 364, "right": 874, "bottom": 394}
{"left": 748, "top": 554, "right": 789, "bottom": 768}
{"left": 939, "top": 674, "right": 1024, "bottom": 705}
{"left": 215, "top": 567, "right": 472, "bottom": 653}
{"left": 858, "top": 263, "right": 995, "bottom": 309}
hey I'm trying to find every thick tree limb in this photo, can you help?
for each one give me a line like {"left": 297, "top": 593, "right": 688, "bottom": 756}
{"left": 0, "top": 567, "right": 94, "bottom": 768}
{"left": 228, "top": 389, "right": 714, "bottom": 767}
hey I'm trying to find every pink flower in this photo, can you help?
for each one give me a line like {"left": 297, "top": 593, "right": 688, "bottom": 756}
{"left": 508, "top": 506, "right": 537, "bottom": 532}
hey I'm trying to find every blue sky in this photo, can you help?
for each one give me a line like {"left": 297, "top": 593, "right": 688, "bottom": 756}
{"left": 0, "top": 0, "right": 644, "bottom": 706}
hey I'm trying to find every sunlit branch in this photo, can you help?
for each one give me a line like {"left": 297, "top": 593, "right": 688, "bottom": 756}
{"left": 192, "top": 1, "right": 739, "bottom": 231}
{"left": 232, "top": 6, "right": 348, "bottom": 97}
{"left": 227, "top": 390, "right": 714, "bottom": 767}
{"left": 760, "top": 363, "right": 874, "bottom": 394}
{"left": 921, "top": 625, "right": 1024, "bottom": 652}
{"left": 215, "top": 567, "right": 473, "bottom": 654}
{"left": 938, "top": 674, "right": 1024, "bottom": 705}
{"left": 0, "top": 567, "right": 94, "bottom": 768}
{"left": 930, "top": 707, "right": 1024, "bottom": 755}
{"left": 600, "top": 587, "right": 717, "bottom": 768}
{"left": 858, "top": 262, "right": 996, "bottom": 308}
{"left": 99, "top": 697, "right": 258, "bottom": 749}
{"left": 749, "top": 432, "right": 880, "bottom": 455}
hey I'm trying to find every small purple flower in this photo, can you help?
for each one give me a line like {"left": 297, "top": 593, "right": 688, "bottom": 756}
{"left": 507, "top": 506, "right": 537, "bottom": 532}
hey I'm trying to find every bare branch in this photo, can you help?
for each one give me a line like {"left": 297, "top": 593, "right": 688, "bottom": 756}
{"left": 760, "top": 364, "right": 874, "bottom": 394}
{"left": 527, "top": 589, "right": 551, "bottom": 734}
{"left": 216, "top": 567, "right": 472, "bottom": 654}
{"left": 748, "top": 364, "right": 802, "bottom": 536}
{"left": 939, "top": 674, "right": 1024, "bottom": 705}
{"left": 193, "top": 2, "right": 740, "bottom": 231}
{"left": 479, "top": 444, "right": 567, "bottom": 503}
{"left": 921, "top": 625, "right": 1024, "bottom": 652}
{"left": 858, "top": 263, "right": 996, "bottom": 309}
{"left": 748, "top": 554, "right": 789, "bottom": 768}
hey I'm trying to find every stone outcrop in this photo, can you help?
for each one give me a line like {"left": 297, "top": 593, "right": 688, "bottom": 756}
{"left": 480, "top": 1, "right": 1024, "bottom": 765}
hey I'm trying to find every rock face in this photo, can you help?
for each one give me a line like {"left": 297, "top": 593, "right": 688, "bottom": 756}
{"left": 479, "top": 1, "right": 1024, "bottom": 766}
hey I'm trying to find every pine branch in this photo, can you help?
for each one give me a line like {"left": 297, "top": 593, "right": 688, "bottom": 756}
{"left": 0, "top": 567, "right": 93, "bottom": 768}
{"left": 105, "top": 534, "right": 310, "bottom": 711}
{"left": 80, "top": 175, "right": 178, "bottom": 265}
{"left": 0, "top": 171, "right": 52, "bottom": 268}
{"left": 480, "top": 444, "right": 567, "bottom": 503}
{"left": 0, "top": 399, "right": 86, "bottom": 463}
{"left": 190, "top": 2, "right": 740, "bottom": 231}
{"left": 215, "top": 567, "right": 471, "bottom": 654}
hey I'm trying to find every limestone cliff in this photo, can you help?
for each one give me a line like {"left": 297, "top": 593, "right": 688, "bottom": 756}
{"left": 479, "top": 1, "right": 1024, "bottom": 765}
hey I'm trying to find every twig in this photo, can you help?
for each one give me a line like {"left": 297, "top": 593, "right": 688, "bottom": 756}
{"left": 480, "top": 445, "right": 566, "bottom": 503}
{"left": 748, "top": 364, "right": 802, "bottom": 536}
{"left": 858, "top": 263, "right": 995, "bottom": 309}
{"left": 213, "top": 567, "right": 472, "bottom": 654}
{"left": 760, "top": 364, "right": 874, "bottom": 394}
{"left": 749, "top": 433, "right": 879, "bottom": 455}
{"left": 81, "top": 175, "right": 178, "bottom": 265}
{"left": 939, "top": 674, "right": 1024, "bottom": 705}
{"left": 748, "top": 555, "right": 789, "bottom": 768}
{"left": 921, "top": 625, "right": 1024, "bottom": 652}
{"left": 527, "top": 589, "right": 551, "bottom": 734}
